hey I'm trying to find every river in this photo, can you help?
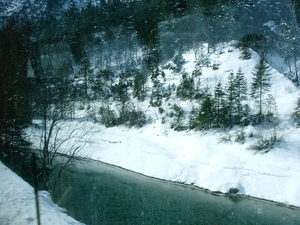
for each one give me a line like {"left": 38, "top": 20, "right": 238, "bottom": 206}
{"left": 52, "top": 159, "right": 300, "bottom": 225}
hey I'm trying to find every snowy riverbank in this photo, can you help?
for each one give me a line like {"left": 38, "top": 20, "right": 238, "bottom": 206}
{"left": 2, "top": 118, "right": 300, "bottom": 225}
{"left": 63, "top": 120, "right": 300, "bottom": 208}
{"left": 0, "top": 161, "right": 84, "bottom": 225}
{"left": 25, "top": 44, "right": 300, "bottom": 209}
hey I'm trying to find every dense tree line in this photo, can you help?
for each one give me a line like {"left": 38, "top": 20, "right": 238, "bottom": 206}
{"left": 1, "top": 0, "right": 300, "bottom": 164}
{"left": 0, "top": 17, "right": 32, "bottom": 160}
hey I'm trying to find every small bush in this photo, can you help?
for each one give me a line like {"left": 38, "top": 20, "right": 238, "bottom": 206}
{"left": 192, "top": 68, "right": 202, "bottom": 77}
{"left": 117, "top": 104, "right": 148, "bottom": 128}
{"left": 128, "top": 110, "right": 147, "bottom": 128}
{"left": 218, "top": 134, "right": 232, "bottom": 144}
{"left": 249, "top": 129, "right": 285, "bottom": 153}
{"left": 99, "top": 105, "right": 117, "bottom": 127}
{"left": 212, "top": 62, "right": 220, "bottom": 70}
{"left": 229, "top": 188, "right": 239, "bottom": 194}
{"left": 158, "top": 107, "right": 164, "bottom": 114}
{"left": 235, "top": 130, "right": 246, "bottom": 144}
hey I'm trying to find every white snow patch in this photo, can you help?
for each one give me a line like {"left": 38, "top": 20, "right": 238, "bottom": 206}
{"left": 0, "top": 161, "right": 84, "bottom": 225}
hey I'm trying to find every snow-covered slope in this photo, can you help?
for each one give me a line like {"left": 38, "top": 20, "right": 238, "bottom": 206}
{"left": 73, "top": 122, "right": 300, "bottom": 207}
{"left": 0, "top": 161, "right": 84, "bottom": 225}
{"left": 27, "top": 42, "right": 300, "bottom": 208}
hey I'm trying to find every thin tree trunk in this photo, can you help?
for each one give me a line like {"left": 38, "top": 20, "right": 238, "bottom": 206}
{"left": 294, "top": 55, "right": 299, "bottom": 86}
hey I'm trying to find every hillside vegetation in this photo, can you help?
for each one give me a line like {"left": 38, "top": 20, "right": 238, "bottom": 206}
{"left": 1, "top": 1, "right": 300, "bottom": 205}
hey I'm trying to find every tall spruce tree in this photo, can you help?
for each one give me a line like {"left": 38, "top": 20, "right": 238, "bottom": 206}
{"left": 199, "top": 93, "right": 214, "bottom": 130}
{"left": 234, "top": 67, "right": 248, "bottom": 124}
{"left": 225, "top": 71, "right": 236, "bottom": 126}
{"left": 250, "top": 57, "right": 272, "bottom": 120}
{"left": 213, "top": 82, "right": 226, "bottom": 128}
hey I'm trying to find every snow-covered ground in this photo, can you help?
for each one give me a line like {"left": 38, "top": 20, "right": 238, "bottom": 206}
{"left": 0, "top": 161, "right": 84, "bottom": 225}
{"left": 25, "top": 42, "right": 300, "bottom": 210}
{"left": 51, "top": 119, "right": 300, "bottom": 208}
{"left": 1, "top": 43, "right": 300, "bottom": 223}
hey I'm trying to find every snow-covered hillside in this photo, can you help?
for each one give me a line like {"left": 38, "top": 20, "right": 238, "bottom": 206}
{"left": 2, "top": 0, "right": 300, "bottom": 223}
{"left": 27, "top": 42, "right": 300, "bottom": 208}
{"left": 0, "top": 161, "right": 84, "bottom": 225}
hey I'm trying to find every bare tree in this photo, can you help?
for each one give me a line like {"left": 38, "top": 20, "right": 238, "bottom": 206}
{"left": 32, "top": 86, "right": 93, "bottom": 192}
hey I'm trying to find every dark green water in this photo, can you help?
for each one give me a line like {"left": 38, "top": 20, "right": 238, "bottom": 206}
{"left": 52, "top": 159, "right": 300, "bottom": 225}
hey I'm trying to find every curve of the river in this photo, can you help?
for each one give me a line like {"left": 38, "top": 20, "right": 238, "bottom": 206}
{"left": 52, "top": 159, "right": 300, "bottom": 225}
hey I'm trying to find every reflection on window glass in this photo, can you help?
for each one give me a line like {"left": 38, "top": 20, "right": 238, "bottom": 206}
{"left": 1, "top": 1, "right": 300, "bottom": 225}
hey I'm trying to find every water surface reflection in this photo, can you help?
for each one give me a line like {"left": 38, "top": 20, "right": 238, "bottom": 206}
{"left": 53, "top": 160, "right": 300, "bottom": 225}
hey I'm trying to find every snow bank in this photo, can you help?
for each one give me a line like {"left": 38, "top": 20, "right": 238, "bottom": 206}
{"left": 76, "top": 121, "right": 300, "bottom": 208}
{"left": 0, "top": 161, "right": 84, "bottom": 225}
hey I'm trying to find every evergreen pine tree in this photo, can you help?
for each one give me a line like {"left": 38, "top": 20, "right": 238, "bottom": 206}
{"left": 176, "top": 73, "right": 195, "bottom": 100}
{"left": 189, "top": 106, "right": 200, "bottom": 130}
{"left": 150, "top": 79, "right": 163, "bottom": 107}
{"left": 170, "top": 104, "right": 185, "bottom": 131}
{"left": 250, "top": 57, "right": 272, "bottom": 120}
{"left": 263, "top": 94, "right": 278, "bottom": 123}
{"left": 225, "top": 71, "right": 236, "bottom": 126}
{"left": 133, "top": 71, "right": 146, "bottom": 101}
{"left": 234, "top": 67, "right": 248, "bottom": 124}
{"left": 199, "top": 94, "right": 214, "bottom": 130}
{"left": 213, "top": 82, "right": 226, "bottom": 128}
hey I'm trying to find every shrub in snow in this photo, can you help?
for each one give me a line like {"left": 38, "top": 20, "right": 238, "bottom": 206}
{"left": 192, "top": 67, "right": 202, "bottom": 77}
{"left": 218, "top": 134, "right": 232, "bottom": 144}
{"left": 263, "top": 94, "right": 278, "bottom": 123}
{"left": 99, "top": 105, "right": 117, "bottom": 127}
{"left": 117, "top": 103, "right": 147, "bottom": 128}
{"left": 249, "top": 128, "right": 285, "bottom": 153}
{"left": 212, "top": 62, "right": 220, "bottom": 70}
{"left": 128, "top": 109, "right": 147, "bottom": 128}
{"left": 234, "top": 130, "right": 246, "bottom": 144}
{"left": 158, "top": 107, "right": 164, "bottom": 114}
{"left": 229, "top": 187, "right": 239, "bottom": 194}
